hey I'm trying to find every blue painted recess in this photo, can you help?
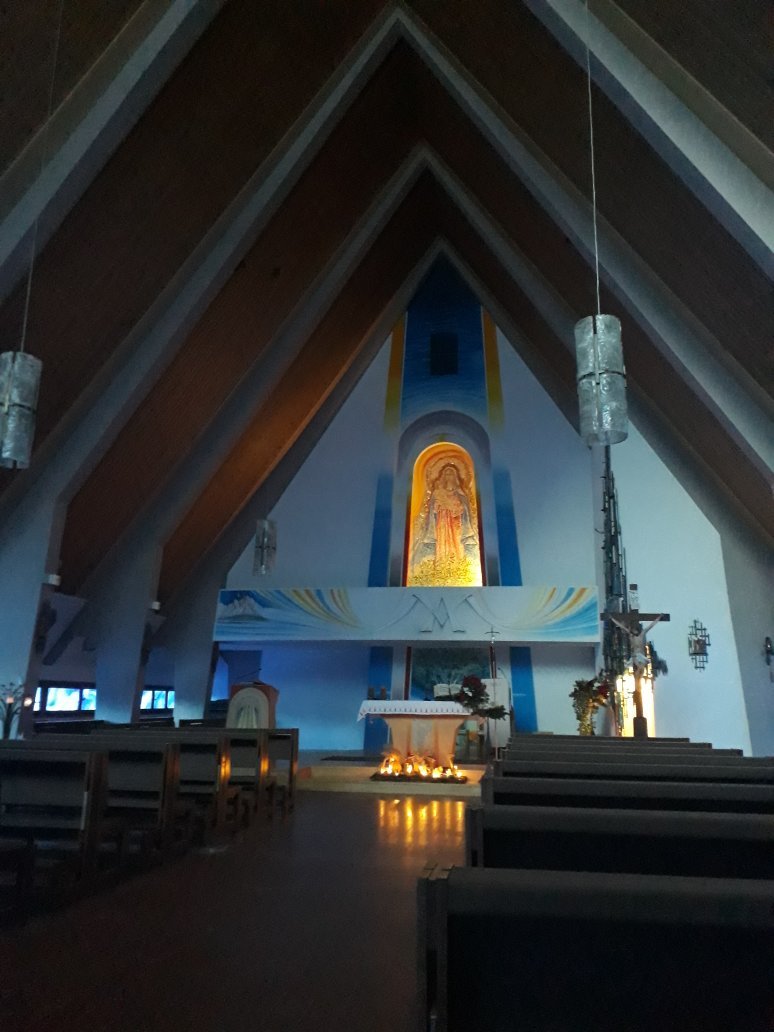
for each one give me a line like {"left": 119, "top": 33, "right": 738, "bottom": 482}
{"left": 493, "top": 467, "right": 522, "bottom": 586}
{"left": 510, "top": 646, "right": 537, "bottom": 732}
{"left": 401, "top": 258, "right": 487, "bottom": 427}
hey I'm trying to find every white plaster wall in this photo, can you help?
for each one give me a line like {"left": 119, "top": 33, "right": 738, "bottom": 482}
{"left": 531, "top": 644, "right": 597, "bottom": 734}
{"left": 495, "top": 330, "right": 597, "bottom": 585}
{"left": 611, "top": 424, "right": 751, "bottom": 753}
{"left": 227, "top": 340, "right": 393, "bottom": 588}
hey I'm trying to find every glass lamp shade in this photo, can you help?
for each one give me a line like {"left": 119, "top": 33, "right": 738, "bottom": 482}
{"left": 0, "top": 351, "right": 42, "bottom": 468}
{"left": 253, "top": 518, "right": 277, "bottom": 576}
{"left": 574, "top": 315, "right": 628, "bottom": 446}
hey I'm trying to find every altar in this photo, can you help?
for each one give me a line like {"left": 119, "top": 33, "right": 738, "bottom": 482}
{"left": 357, "top": 699, "right": 470, "bottom": 767}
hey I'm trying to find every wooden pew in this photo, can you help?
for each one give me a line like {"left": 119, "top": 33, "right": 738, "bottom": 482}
{"left": 0, "top": 839, "right": 34, "bottom": 919}
{"left": 177, "top": 718, "right": 299, "bottom": 813}
{"left": 480, "top": 773, "right": 774, "bottom": 812}
{"left": 509, "top": 733, "right": 692, "bottom": 743}
{"left": 101, "top": 728, "right": 252, "bottom": 837}
{"left": 503, "top": 741, "right": 736, "bottom": 757}
{"left": 465, "top": 803, "right": 774, "bottom": 877}
{"left": 0, "top": 748, "right": 109, "bottom": 888}
{"left": 266, "top": 729, "right": 299, "bottom": 816}
{"left": 418, "top": 865, "right": 774, "bottom": 1032}
{"left": 492, "top": 757, "right": 774, "bottom": 782}
{"left": 177, "top": 722, "right": 298, "bottom": 815}
{"left": 21, "top": 735, "right": 185, "bottom": 856}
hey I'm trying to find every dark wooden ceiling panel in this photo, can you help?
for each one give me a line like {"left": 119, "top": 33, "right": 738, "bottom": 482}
{"left": 408, "top": 0, "right": 773, "bottom": 393}
{"left": 614, "top": 0, "right": 772, "bottom": 146}
{"left": 58, "top": 43, "right": 420, "bottom": 594}
{"left": 0, "top": 0, "right": 388, "bottom": 490}
{"left": 158, "top": 174, "right": 441, "bottom": 600}
{"left": 0, "top": 0, "right": 144, "bottom": 171}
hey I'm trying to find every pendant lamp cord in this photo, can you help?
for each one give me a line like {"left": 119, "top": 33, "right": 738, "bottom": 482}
{"left": 19, "top": 0, "right": 66, "bottom": 355}
{"left": 584, "top": 0, "right": 602, "bottom": 319}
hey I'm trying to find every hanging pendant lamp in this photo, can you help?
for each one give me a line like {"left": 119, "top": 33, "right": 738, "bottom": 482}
{"left": 0, "top": 351, "right": 42, "bottom": 468}
{"left": 574, "top": 2, "right": 627, "bottom": 446}
{"left": 1, "top": 0, "right": 66, "bottom": 470}
{"left": 574, "top": 314, "right": 627, "bottom": 445}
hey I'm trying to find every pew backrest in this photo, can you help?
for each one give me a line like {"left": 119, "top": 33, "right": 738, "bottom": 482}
{"left": 3, "top": 736, "right": 181, "bottom": 846}
{"left": 418, "top": 865, "right": 774, "bottom": 1032}
{"left": 481, "top": 773, "right": 774, "bottom": 812}
{"left": 465, "top": 803, "right": 774, "bottom": 878}
{"left": 494, "top": 757, "right": 774, "bottom": 782}
{"left": 0, "top": 748, "right": 108, "bottom": 874}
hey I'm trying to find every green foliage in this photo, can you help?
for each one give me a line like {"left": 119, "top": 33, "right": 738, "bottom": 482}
{"left": 569, "top": 673, "right": 611, "bottom": 736}
{"left": 437, "top": 674, "right": 507, "bottom": 720}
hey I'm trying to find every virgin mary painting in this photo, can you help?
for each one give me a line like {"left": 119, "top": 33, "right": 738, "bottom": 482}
{"left": 408, "top": 450, "right": 483, "bottom": 586}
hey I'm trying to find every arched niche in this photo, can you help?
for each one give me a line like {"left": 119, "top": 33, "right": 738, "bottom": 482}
{"left": 405, "top": 442, "right": 484, "bottom": 586}
{"left": 390, "top": 411, "right": 498, "bottom": 586}
{"left": 226, "top": 682, "right": 278, "bottom": 728}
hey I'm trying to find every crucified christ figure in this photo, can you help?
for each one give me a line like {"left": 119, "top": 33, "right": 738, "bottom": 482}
{"left": 602, "top": 604, "right": 670, "bottom": 738}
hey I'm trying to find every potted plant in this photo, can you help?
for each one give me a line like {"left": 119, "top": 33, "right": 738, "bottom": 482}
{"left": 570, "top": 674, "right": 611, "bottom": 736}
{"left": 438, "top": 674, "right": 507, "bottom": 720}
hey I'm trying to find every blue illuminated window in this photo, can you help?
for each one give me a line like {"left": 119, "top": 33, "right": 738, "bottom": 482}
{"left": 140, "top": 687, "right": 174, "bottom": 711}
{"left": 38, "top": 682, "right": 97, "bottom": 713}
{"left": 46, "top": 687, "right": 81, "bottom": 712}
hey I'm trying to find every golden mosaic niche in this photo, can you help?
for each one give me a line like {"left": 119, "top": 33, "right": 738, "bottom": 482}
{"left": 406, "top": 442, "right": 483, "bottom": 587}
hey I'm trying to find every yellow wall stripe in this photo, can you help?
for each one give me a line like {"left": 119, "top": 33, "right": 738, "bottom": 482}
{"left": 384, "top": 315, "right": 406, "bottom": 429}
{"left": 482, "top": 309, "right": 504, "bottom": 429}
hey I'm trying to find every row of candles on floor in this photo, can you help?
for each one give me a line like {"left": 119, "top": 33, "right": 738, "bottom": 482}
{"left": 377, "top": 753, "right": 466, "bottom": 782}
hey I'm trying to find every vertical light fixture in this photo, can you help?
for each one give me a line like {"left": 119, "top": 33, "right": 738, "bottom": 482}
{"left": 0, "top": 0, "right": 66, "bottom": 469}
{"left": 253, "top": 518, "right": 277, "bottom": 575}
{"left": 0, "top": 352, "right": 42, "bottom": 468}
{"left": 574, "top": 2, "right": 628, "bottom": 447}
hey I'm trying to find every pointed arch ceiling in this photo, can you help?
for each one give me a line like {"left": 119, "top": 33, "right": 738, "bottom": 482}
{"left": 0, "top": 0, "right": 770, "bottom": 611}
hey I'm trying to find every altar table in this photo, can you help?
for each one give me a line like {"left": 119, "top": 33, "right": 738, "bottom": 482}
{"left": 357, "top": 700, "right": 471, "bottom": 766}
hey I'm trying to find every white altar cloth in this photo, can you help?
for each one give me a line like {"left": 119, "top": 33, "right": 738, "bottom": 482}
{"left": 357, "top": 700, "right": 469, "bottom": 720}
{"left": 358, "top": 700, "right": 471, "bottom": 765}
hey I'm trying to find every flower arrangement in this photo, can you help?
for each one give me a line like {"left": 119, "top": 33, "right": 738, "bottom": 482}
{"left": 440, "top": 674, "right": 507, "bottom": 720}
{"left": 570, "top": 673, "right": 611, "bottom": 736}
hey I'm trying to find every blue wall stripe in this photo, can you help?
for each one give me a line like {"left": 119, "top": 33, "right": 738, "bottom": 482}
{"left": 493, "top": 468, "right": 522, "bottom": 586}
{"left": 368, "top": 473, "right": 394, "bottom": 587}
{"left": 510, "top": 646, "right": 537, "bottom": 732}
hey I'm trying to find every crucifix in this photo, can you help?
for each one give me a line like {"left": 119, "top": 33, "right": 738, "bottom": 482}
{"left": 601, "top": 590, "right": 670, "bottom": 739}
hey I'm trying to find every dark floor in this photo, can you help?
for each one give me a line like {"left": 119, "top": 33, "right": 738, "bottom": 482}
{"left": 0, "top": 791, "right": 467, "bottom": 1032}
